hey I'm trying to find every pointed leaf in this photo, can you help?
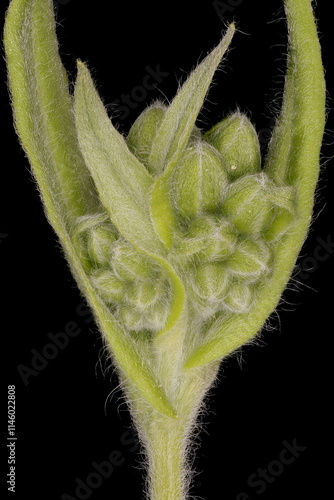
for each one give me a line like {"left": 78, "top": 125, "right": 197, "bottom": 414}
{"left": 74, "top": 62, "right": 187, "bottom": 342}
{"left": 74, "top": 61, "right": 164, "bottom": 255}
{"left": 147, "top": 24, "right": 235, "bottom": 174}
{"left": 265, "top": 0, "right": 325, "bottom": 191}
{"left": 149, "top": 25, "right": 235, "bottom": 247}
{"left": 3, "top": 0, "right": 100, "bottom": 228}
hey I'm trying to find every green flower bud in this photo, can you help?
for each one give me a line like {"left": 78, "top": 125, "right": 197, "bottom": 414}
{"left": 222, "top": 173, "right": 273, "bottom": 234}
{"left": 228, "top": 238, "right": 271, "bottom": 280}
{"left": 117, "top": 305, "right": 144, "bottom": 331}
{"left": 223, "top": 283, "right": 254, "bottom": 313}
{"left": 173, "top": 142, "right": 228, "bottom": 219}
{"left": 126, "top": 102, "right": 166, "bottom": 174}
{"left": 87, "top": 224, "right": 118, "bottom": 266}
{"left": 111, "top": 241, "right": 155, "bottom": 281}
{"left": 190, "top": 262, "right": 229, "bottom": 302}
{"left": 117, "top": 299, "right": 169, "bottom": 332}
{"left": 174, "top": 215, "right": 237, "bottom": 260}
{"left": 189, "top": 215, "right": 237, "bottom": 261}
{"left": 90, "top": 269, "right": 125, "bottom": 302}
{"left": 144, "top": 301, "right": 170, "bottom": 332}
{"left": 126, "top": 280, "right": 166, "bottom": 309}
{"left": 203, "top": 111, "right": 261, "bottom": 180}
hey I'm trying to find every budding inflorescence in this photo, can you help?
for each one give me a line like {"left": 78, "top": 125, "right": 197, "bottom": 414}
{"left": 73, "top": 214, "right": 170, "bottom": 333}
{"left": 79, "top": 104, "right": 296, "bottom": 330}
{"left": 4, "top": 1, "right": 326, "bottom": 497}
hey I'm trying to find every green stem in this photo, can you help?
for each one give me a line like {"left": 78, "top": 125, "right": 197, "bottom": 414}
{"left": 146, "top": 417, "right": 188, "bottom": 500}
{"left": 124, "top": 354, "right": 221, "bottom": 500}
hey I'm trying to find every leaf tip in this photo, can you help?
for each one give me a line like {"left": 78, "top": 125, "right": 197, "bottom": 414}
{"left": 76, "top": 59, "right": 86, "bottom": 71}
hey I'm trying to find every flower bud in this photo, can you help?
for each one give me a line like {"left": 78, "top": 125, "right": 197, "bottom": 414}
{"left": 222, "top": 173, "right": 273, "bottom": 234}
{"left": 126, "top": 280, "right": 166, "bottom": 309}
{"left": 228, "top": 238, "right": 271, "bottom": 280}
{"left": 117, "top": 305, "right": 144, "bottom": 331}
{"left": 173, "top": 142, "right": 228, "bottom": 219}
{"left": 144, "top": 301, "right": 170, "bottom": 332}
{"left": 87, "top": 224, "right": 118, "bottom": 266}
{"left": 190, "top": 262, "right": 229, "bottom": 302}
{"left": 223, "top": 283, "right": 254, "bottom": 313}
{"left": 111, "top": 241, "right": 155, "bottom": 281}
{"left": 203, "top": 111, "right": 261, "bottom": 180}
{"left": 117, "top": 299, "right": 169, "bottom": 333}
{"left": 90, "top": 269, "right": 125, "bottom": 302}
{"left": 174, "top": 215, "right": 237, "bottom": 260}
{"left": 188, "top": 215, "right": 237, "bottom": 261}
{"left": 126, "top": 103, "right": 166, "bottom": 174}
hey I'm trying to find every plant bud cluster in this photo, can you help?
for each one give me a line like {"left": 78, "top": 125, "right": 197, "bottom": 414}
{"left": 167, "top": 113, "right": 296, "bottom": 317}
{"left": 78, "top": 108, "right": 296, "bottom": 331}
{"left": 77, "top": 217, "right": 171, "bottom": 333}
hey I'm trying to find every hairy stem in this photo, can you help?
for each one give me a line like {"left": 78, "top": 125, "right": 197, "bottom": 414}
{"left": 124, "top": 355, "right": 221, "bottom": 500}
{"left": 147, "top": 417, "right": 188, "bottom": 500}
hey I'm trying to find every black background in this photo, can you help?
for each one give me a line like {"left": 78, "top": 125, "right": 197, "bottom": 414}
{"left": 1, "top": 1, "right": 333, "bottom": 499}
